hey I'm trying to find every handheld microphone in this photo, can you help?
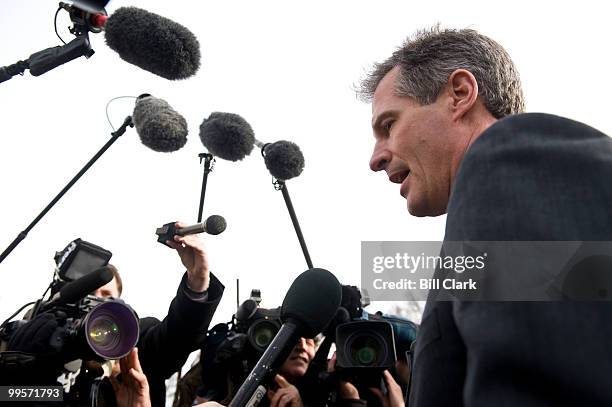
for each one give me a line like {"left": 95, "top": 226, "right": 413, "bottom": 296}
{"left": 229, "top": 268, "right": 342, "bottom": 407}
{"left": 132, "top": 94, "right": 188, "bottom": 152}
{"left": 45, "top": 266, "right": 114, "bottom": 308}
{"left": 104, "top": 7, "right": 201, "bottom": 80}
{"left": 156, "top": 215, "right": 227, "bottom": 247}
{"left": 199, "top": 112, "right": 255, "bottom": 161}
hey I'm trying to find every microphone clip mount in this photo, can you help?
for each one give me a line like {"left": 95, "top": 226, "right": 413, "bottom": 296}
{"left": 155, "top": 222, "right": 179, "bottom": 248}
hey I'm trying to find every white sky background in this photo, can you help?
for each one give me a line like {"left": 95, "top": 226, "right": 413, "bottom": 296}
{"left": 1, "top": 0, "right": 611, "bottom": 329}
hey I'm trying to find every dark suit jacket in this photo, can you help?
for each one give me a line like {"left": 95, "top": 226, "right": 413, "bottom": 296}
{"left": 410, "top": 113, "right": 612, "bottom": 407}
{"left": 139, "top": 272, "right": 224, "bottom": 407}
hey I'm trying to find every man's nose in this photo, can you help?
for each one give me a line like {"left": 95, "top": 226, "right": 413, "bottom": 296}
{"left": 370, "top": 143, "right": 391, "bottom": 172}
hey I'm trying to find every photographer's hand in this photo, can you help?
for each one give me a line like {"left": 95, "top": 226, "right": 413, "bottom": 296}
{"left": 267, "top": 374, "right": 304, "bottom": 407}
{"left": 7, "top": 313, "right": 60, "bottom": 354}
{"left": 166, "top": 222, "right": 210, "bottom": 292}
{"left": 328, "top": 352, "right": 360, "bottom": 400}
{"left": 369, "top": 370, "right": 405, "bottom": 407}
{"left": 110, "top": 348, "right": 151, "bottom": 407}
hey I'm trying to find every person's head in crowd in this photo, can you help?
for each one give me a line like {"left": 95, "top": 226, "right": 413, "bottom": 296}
{"left": 277, "top": 337, "right": 317, "bottom": 382}
{"left": 361, "top": 26, "right": 525, "bottom": 216}
{"left": 93, "top": 264, "right": 122, "bottom": 298}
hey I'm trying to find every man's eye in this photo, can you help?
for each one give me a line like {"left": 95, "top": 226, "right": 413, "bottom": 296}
{"left": 384, "top": 121, "right": 395, "bottom": 132}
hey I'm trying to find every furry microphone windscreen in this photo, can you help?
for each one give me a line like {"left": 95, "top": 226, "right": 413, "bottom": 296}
{"left": 281, "top": 268, "right": 342, "bottom": 338}
{"left": 132, "top": 95, "right": 188, "bottom": 152}
{"left": 263, "top": 141, "right": 305, "bottom": 180}
{"left": 205, "top": 215, "right": 227, "bottom": 235}
{"left": 104, "top": 7, "right": 201, "bottom": 80}
{"left": 199, "top": 112, "right": 255, "bottom": 161}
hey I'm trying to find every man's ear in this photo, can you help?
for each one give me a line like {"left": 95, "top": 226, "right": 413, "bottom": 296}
{"left": 447, "top": 69, "right": 479, "bottom": 120}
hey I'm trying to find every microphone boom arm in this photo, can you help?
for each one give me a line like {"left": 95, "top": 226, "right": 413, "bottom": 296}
{"left": 0, "top": 116, "right": 134, "bottom": 265}
{"left": 197, "top": 153, "right": 214, "bottom": 222}
{"left": 0, "top": 34, "right": 94, "bottom": 84}
{"left": 275, "top": 180, "right": 314, "bottom": 269}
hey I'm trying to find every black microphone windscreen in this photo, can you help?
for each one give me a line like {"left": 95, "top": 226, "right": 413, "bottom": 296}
{"left": 133, "top": 95, "right": 188, "bottom": 152}
{"left": 235, "top": 299, "right": 258, "bottom": 322}
{"left": 104, "top": 7, "right": 201, "bottom": 80}
{"left": 59, "top": 266, "right": 114, "bottom": 304}
{"left": 205, "top": 215, "right": 227, "bottom": 235}
{"left": 281, "top": 268, "right": 341, "bottom": 338}
{"left": 264, "top": 141, "right": 305, "bottom": 180}
{"left": 199, "top": 112, "right": 255, "bottom": 161}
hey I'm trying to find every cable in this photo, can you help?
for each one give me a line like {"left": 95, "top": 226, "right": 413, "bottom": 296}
{"left": 0, "top": 302, "right": 37, "bottom": 329}
{"left": 105, "top": 96, "right": 137, "bottom": 131}
{"left": 54, "top": 6, "right": 67, "bottom": 45}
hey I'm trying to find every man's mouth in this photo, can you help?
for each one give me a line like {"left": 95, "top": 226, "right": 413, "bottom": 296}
{"left": 388, "top": 170, "right": 410, "bottom": 184}
{"left": 290, "top": 354, "right": 309, "bottom": 364}
{"left": 389, "top": 170, "right": 411, "bottom": 198}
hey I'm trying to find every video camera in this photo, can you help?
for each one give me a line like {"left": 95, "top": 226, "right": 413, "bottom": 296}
{"left": 293, "top": 285, "right": 418, "bottom": 407}
{"left": 190, "top": 284, "right": 417, "bottom": 406}
{"left": 198, "top": 289, "right": 282, "bottom": 403}
{"left": 0, "top": 238, "right": 139, "bottom": 406}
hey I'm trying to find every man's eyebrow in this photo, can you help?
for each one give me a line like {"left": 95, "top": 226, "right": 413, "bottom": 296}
{"left": 371, "top": 111, "right": 398, "bottom": 131}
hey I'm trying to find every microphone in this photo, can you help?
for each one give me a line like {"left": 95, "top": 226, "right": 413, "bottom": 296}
{"left": 199, "top": 112, "right": 255, "bottom": 161}
{"left": 46, "top": 266, "right": 114, "bottom": 307}
{"left": 104, "top": 7, "right": 201, "bottom": 80}
{"left": 132, "top": 94, "right": 188, "bottom": 152}
{"left": 229, "top": 268, "right": 342, "bottom": 407}
{"left": 156, "top": 215, "right": 227, "bottom": 247}
{"left": 176, "top": 216, "right": 227, "bottom": 236}
{"left": 198, "top": 112, "right": 305, "bottom": 179}
{"left": 257, "top": 140, "right": 305, "bottom": 180}
{"left": 59, "top": 1, "right": 109, "bottom": 33}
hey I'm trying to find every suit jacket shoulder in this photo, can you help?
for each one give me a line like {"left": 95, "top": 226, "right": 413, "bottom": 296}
{"left": 446, "top": 112, "right": 612, "bottom": 241}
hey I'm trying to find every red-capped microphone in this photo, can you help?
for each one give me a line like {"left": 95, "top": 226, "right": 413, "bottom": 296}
{"left": 91, "top": 13, "right": 108, "bottom": 28}
{"left": 59, "top": 2, "right": 108, "bottom": 33}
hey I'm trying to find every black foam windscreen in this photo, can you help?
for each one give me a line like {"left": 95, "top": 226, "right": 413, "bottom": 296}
{"left": 132, "top": 95, "right": 188, "bottom": 152}
{"left": 235, "top": 299, "right": 259, "bottom": 322}
{"left": 263, "top": 140, "right": 305, "bottom": 180}
{"left": 281, "top": 268, "right": 341, "bottom": 338}
{"left": 205, "top": 215, "right": 227, "bottom": 235}
{"left": 59, "top": 266, "right": 114, "bottom": 304}
{"left": 104, "top": 7, "right": 201, "bottom": 80}
{"left": 199, "top": 112, "right": 255, "bottom": 161}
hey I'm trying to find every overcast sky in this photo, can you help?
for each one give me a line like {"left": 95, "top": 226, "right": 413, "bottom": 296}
{"left": 1, "top": 0, "right": 611, "bottom": 327}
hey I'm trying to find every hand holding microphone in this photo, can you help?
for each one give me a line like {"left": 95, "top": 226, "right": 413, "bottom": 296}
{"left": 158, "top": 218, "right": 226, "bottom": 292}
{"left": 156, "top": 215, "right": 227, "bottom": 245}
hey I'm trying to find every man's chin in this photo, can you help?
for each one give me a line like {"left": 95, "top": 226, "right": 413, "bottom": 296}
{"left": 407, "top": 196, "right": 446, "bottom": 217}
{"left": 283, "top": 365, "right": 306, "bottom": 379}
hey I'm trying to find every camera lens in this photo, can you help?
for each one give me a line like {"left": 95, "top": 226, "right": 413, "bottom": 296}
{"left": 88, "top": 317, "right": 120, "bottom": 348}
{"left": 348, "top": 334, "right": 384, "bottom": 366}
{"left": 85, "top": 301, "right": 139, "bottom": 359}
{"left": 247, "top": 319, "right": 280, "bottom": 352}
{"left": 254, "top": 327, "right": 274, "bottom": 348}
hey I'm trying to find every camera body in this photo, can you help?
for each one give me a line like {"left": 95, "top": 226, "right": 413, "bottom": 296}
{"left": 0, "top": 239, "right": 139, "bottom": 406}
{"left": 44, "top": 294, "right": 139, "bottom": 363}
{"left": 331, "top": 286, "right": 418, "bottom": 389}
{"left": 199, "top": 290, "right": 282, "bottom": 402}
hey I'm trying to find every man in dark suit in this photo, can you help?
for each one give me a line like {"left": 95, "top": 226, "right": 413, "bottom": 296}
{"left": 362, "top": 26, "right": 612, "bottom": 406}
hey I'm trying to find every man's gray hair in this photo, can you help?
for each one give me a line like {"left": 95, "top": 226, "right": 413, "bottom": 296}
{"left": 358, "top": 26, "right": 525, "bottom": 118}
